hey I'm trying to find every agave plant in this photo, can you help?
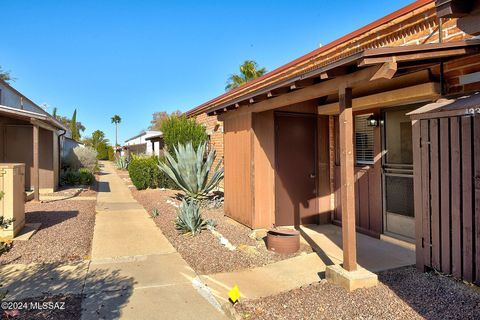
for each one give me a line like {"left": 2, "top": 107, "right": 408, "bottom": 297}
{"left": 175, "top": 199, "right": 207, "bottom": 236}
{"left": 115, "top": 155, "right": 130, "bottom": 170}
{"left": 158, "top": 142, "right": 224, "bottom": 199}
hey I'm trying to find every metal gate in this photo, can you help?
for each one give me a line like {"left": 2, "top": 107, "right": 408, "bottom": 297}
{"left": 413, "top": 109, "right": 480, "bottom": 284}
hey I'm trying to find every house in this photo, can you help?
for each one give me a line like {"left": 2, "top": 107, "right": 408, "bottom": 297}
{"left": 187, "top": 0, "right": 480, "bottom": 284}
{"left": 0, "top": 79, "right": 66, "bottom": 201}
{"left": 123, "top": 130, "right": 164, "bottom": 156}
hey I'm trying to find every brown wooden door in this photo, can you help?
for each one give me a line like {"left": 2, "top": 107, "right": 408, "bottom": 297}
{"left": 275, "top": 112, "right": 317, "bottom": 226}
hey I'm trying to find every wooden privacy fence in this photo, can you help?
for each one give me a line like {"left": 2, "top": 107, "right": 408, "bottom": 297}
{"left": 412, "top": 100, "right": 480, "bottom": 284}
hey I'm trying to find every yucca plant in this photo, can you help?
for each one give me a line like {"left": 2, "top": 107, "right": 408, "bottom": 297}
{"left": 175, "top": 199, "right": 207, "bottom": 236}
{"left": 158, "top": 142, "right": 223, "bottom": 200}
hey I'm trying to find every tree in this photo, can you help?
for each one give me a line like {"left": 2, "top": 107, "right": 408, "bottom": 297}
{"left": 83, "top": 130, "right": 110, "bottom": 160}
{"left": 161, "top": 115, "right": 208, "bottom": 153}
{"left": 225, "top": 60, "right": 267, "bottom": 91}
{"left": 111, "top": 115, "right": 121, "bottom": 147}
{"left": 0, "top": 66, "right": 14, "bottom": 82}
{"left": 149, "top": 110, "right": 182, "bottom": 130}
{"left": 54, "top": 108, "right": 85, "bottom": 138}
{"left": 71, "top": 109, "right": 81, "bottom": 141}
{"left": 83, "top": 130, "right": 109, "bottom": 149}
{"left": 57, "top": 115, "right": 85, "bottom": 137}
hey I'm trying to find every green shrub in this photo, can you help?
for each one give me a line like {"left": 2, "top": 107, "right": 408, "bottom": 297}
{"left": 60, "top": 170, "right": 80, "bottom": 185}
{"left": 128, "top": 156, "right": 156, "bottom": 190}
{"left": 96, "top": 142, "right": 109, "bottom": 160}
{"left": 79, "top": 168, "right": 95, "bottom": 185}
{"left": 175, "top": 199, "right": 207, "bottom": 236}
{"left": 108, "top": 146, "right": 115, "bottom": 161}
{"left": 128, "top": 155, "right": 176, "bottom": 190}
{"left": 60, "top": 168, "right": 95, "bottom": 186}
{"left": 161, "top": 115, "right": 208, "bottom": 154}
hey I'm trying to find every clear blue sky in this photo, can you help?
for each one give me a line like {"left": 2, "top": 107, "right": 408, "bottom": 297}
{"left": 1, "top": 0, "right": 413, "bottom": 144}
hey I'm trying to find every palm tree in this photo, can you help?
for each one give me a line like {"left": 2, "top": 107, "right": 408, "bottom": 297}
{"left": 111, "top": 115, "right": 121, "bottom": 147}
{"left": 225, "top": 60, "right": 267, "bottom": 91}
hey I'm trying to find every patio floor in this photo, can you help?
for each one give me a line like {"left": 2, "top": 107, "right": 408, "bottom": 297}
{"left": 201, "top": 224, "right": 415, "bottom": 302}
{"left": 299, "top": 224, "right": 415, "bottom": 272}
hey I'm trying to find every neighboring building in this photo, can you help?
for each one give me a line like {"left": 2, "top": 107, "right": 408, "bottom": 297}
{"left": 0, "top": 79, "right": 66, "bottom": 200}
{"left": 60, "top": 136, "right": 84, "bottom": 158}
{"left": 187, "top": 0, "right": 480, "bottom": 283}
{"left": 123, "top": 130, "right": 164, "bottom": 156}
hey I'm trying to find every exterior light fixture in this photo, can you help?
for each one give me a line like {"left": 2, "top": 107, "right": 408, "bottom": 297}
{"left": 367, "top": 114, "right": 379, "bottom": 127}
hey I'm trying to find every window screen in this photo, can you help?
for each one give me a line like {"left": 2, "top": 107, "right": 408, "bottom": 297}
{"left": 354, "top": 114, "right": 374, "bottom": 164}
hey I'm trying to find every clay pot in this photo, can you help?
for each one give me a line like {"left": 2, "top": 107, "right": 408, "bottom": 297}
{"left": 266, "top": 228, "right": 300, "bottom": 254}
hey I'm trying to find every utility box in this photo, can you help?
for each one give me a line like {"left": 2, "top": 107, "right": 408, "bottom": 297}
{"left": 0, "top": 163, "right": 25, "bottom": 239}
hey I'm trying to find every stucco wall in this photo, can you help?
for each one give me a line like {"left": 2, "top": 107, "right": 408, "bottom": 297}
{"left": 125, "top": 131, "right": 163, "bottom": 156}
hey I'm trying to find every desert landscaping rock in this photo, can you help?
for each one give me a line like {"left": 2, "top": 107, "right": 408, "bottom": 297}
{"left": 131, "top": 188, "right": 312, "bottom": 275}
{"left": 0, "top": 200, "right": 96, "bottom": 265}
{"left": 234, "top": 266, "right": 480, "bottom": 320}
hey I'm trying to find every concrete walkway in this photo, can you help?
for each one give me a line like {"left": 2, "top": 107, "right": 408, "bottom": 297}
{"left": 201, "top": 224, "right": 415, "bottom": 302}
{"left": 81, "top": 161, "right": 225, "bottom": 319}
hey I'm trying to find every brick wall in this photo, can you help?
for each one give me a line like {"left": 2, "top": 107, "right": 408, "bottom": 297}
{"left": 195, "top": 113, "right": 224, "bottom": 188}
{"left": 443, "top": 54, "right": 480, "bottom": 94}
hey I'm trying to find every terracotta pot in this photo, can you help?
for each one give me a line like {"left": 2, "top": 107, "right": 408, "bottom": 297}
{"left": 266, "top": 229, "right": 300, "bottom": 254}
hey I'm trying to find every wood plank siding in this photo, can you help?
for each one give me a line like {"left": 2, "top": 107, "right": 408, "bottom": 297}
{"left": 223, "top": 112, "right": 254, "bottom": 226}
{"left": 414, "top": 113, "right": 480, "bottom": 284}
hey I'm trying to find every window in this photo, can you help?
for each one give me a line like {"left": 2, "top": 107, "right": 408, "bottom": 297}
{"left": 354, "top": 114, "right": 375, "bottom": 164}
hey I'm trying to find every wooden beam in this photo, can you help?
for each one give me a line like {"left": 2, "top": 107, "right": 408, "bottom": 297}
{"left": 267, "top": 87, "right": 290, "bottom": 98}
{"left": 33, "top": 124, "right": 40, "bottom": 202}
{"left": 370, "top": 60, "right": 397, "bottom": 80}
{"left": 30, "top": 118, "right": 57, "bottom": 132}
{"left": 358, "top": 48, "right": 469, "bottom": 66}
{"left": 318, "top": 82, "right": 441, "bottom": 115}
{"left": 217, "top": 65, "right": 382, "bottom": 119}
{"left": 338, "top": 86, "right": 357, "bottom": 272}
{"left": 290, "top": 78, "right": 316, "bottom": 90}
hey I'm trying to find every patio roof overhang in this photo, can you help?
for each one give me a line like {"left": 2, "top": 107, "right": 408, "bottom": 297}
{"left": 408, "top": 91, "right": 480, "bottom": 119}
{"left": 145, "top": 134, "right": 163, "bottom": 142}
{"left": 0, "top": 104, "right": 66, "bottom": 131}
{"left": 205, "top": 40, "right": 480, "bottom": 117}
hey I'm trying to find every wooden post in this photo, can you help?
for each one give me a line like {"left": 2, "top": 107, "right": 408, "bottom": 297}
{"left": 339, "top": 86, "right": 357, "bottom": 272}
{"left": 33, "top": 124, "right": 40, "bottom": 201}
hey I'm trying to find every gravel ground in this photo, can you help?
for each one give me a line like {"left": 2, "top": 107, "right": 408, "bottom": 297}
{"left": 0, "top": 199, "right": 96, "bottom": 265}
{"left": 234, "top": 266, "right": 480, "bottom": 320}
{"left": 41, "top": 186, "right": 96, "bottom": 198}
{"left": 131, "top": 188, "right": 312, "bottom": 275}
{"left": 1, "top": 295, "right": 81, "bottom": 320}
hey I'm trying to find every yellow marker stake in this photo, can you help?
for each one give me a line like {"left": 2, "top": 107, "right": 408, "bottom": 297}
{"left": 228, "top": 285, "right": 240, "bottom": 303}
